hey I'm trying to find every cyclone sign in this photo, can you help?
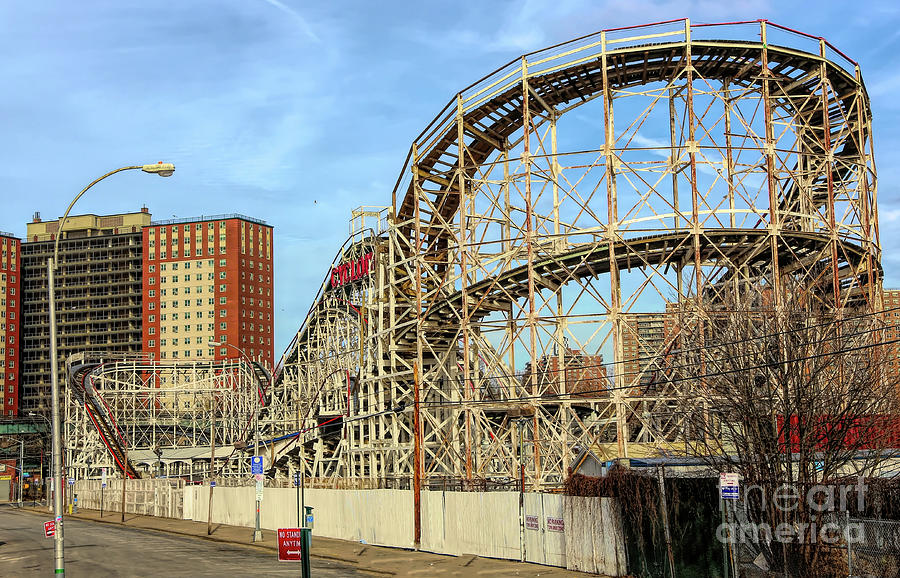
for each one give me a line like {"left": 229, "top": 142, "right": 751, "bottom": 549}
{"left": 330, "top": 252, "right": 374, "bottom": 289}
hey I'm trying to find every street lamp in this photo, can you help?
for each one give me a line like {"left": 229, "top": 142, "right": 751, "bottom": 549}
{"left": 47, "top": 162, "right": 174, "bottom": 576}
{"left": 208, "top": 340, "right": 269, "bottom": 542}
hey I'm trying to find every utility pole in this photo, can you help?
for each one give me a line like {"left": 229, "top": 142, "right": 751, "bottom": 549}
{"left": 252, "top": 363, "right": 263, "bottom": 542}
{"left": 208, "top": 396, "right": 216, "bottom": 536}
{"left": 412, "top": 362, "right": 422, "bottom": 551}
{"left": 18, "top": 439, "right": 24, "bottom": 507}
{"left": 120, "top": 441, "right": 128, "bottom": 523}
{"left": 48, "top": 259, "right": 65, "bottom": 575}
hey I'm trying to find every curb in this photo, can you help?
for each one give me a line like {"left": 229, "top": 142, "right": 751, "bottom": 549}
{"left": 17, "top": 507, "right": 394, "bottom": 575}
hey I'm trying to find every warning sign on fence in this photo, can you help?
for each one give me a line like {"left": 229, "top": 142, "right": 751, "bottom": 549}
{"left": 547, "top": 517, "right": 565, "bottom": 532}
{"left": 525, "top": 515, "right": 539, "bottom": 530}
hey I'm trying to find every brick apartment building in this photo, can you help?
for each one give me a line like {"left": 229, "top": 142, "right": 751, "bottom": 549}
{"left": 142, "top": 215, "right": 274, "bottom": 365}
{"left": 0, "top": 232, "right": 20, "bottom": 417}
{"left": 19, "top": 211, "right": 148, "bottom": 413}
{"left": 16, "top": 209, "right": 273, "bottom": 417}
{"left": 522, "top": 346, "right": 608, "bottom": 397}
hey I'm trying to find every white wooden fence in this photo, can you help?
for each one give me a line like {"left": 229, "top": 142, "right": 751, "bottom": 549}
{"left": 73, "top": 479, "right": 628, "bottom": 575}
{"left": 181, "top": 486, "right": 626, "bottom": 575}
{"left": 73, "top": 479, "right": 184, "bottom": 519}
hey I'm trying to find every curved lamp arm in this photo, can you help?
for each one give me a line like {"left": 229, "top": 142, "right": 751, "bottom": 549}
{"left": 53, "top": 163, "right": 175, "bottom": 266}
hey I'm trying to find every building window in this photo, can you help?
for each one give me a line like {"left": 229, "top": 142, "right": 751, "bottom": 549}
{"left": 220, "top": 297, "right": 226, "bottom": 304}
{"left": 220, "top": 322, "right": 227, "bottom": 330}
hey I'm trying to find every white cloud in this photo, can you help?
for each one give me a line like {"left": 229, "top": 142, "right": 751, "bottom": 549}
{"left": 880, "top": 209, "right": 900, "bottom": 223}
{"left": 259, "top": 0, "right": 321, "bottom": 43}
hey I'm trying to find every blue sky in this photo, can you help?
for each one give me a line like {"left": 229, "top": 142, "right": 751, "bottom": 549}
{"left": 1, "top": 1, "right": 899, "bottom": 358}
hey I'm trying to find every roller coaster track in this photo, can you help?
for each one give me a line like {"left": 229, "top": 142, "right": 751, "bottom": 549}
{"left": 396, "top": 22, "right": 869, "bottom": 261}
{"left": 67, "top": 355, "right": 141, "bottom": 479}
{"left": 243, "top": 19, "right": 885, "bottom": 487}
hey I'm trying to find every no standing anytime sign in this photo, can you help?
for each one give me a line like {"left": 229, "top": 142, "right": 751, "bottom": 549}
{"left": 277, "top": 528, "right": 304, "bottom": 562}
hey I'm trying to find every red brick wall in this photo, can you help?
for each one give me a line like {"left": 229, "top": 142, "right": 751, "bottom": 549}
{"left": 1, "top": 235, "right": 20, "bottom": 416}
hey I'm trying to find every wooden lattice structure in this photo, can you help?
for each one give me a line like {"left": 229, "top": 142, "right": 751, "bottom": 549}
{"left": 250, "top": 19, "right": 882, "bottom": 489}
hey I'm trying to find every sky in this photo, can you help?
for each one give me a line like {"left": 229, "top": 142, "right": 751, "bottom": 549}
{"left": 1, "top": 0, "right": 899, "bottom": 359}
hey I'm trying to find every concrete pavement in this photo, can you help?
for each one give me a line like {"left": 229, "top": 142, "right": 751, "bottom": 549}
{"left": 1, "top": 505, "right": 356, "bottom": 576}
{"left": 19, "top": 504, "right": 593, "bottom": 576}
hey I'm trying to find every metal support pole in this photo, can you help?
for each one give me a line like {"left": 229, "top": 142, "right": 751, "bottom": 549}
{"left": 208, "top": 398, "right": 216, "bottom": 536}
{"left": 253, "top": 368, "right": 263, "bottom": 542}
{"left": 121, "top": 444, "right": 128, "bottom": 523}
{"left": 300, "top": 527, "right": 312, "bottom": 578}
{"left": 657, "top": 466, "right": 676, "bottom": 577}
{"left": 17, "top": 439, "right": 24, "bottom": 507}
{"left": 412, "top": 362, "right": 422, "bottom": 551}
{"left": 517, "top": 419, "right": 526, "bottom": 562}
{"left": 47, "top": 257, "right": 65, "bottom": 576}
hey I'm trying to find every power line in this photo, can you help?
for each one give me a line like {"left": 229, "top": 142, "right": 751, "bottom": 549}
{"left": 284, "top": 308, "right": 899, "bottom": 408}
{"left": 412, "top": 334, "right": 900, "bottom": 410}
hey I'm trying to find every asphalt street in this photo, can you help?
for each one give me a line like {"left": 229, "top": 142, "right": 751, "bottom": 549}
{"left": 0, "top": 506, "right": 360, "bottom": 577}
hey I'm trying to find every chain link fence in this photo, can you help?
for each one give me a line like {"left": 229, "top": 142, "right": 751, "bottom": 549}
{"left": 849, "top": 517, "right": 900, "bottom": 578}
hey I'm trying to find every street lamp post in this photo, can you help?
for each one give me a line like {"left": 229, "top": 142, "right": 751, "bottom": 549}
{"left": 48, "top": 163, "right": 174, "bottom": 576}
{"left": 208, "top": 340, "right": 269, "bottom": 542}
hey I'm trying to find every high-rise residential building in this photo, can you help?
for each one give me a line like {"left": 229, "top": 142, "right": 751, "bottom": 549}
{"left": 19, "top": 210, "right": 149, "bottom": 413}
{"left": 522, "top": 347, "right": 607, "bottom": 397}
{"left": 620, "top": 310, "right": 678, "bottom": 390}
{"left": 0, "top": 232, "right": 20, "bottom": 417}
{"left": 142, "top": 215, "right": 274, "bottom": 365}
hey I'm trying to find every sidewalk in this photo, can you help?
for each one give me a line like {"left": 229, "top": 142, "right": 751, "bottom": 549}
{"left": 21, "top": 505, "right": 594, "bottom": 576}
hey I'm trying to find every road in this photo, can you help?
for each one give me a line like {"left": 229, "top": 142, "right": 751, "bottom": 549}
{"left": 0, "top": 506, "right": 360, "bottom": 576}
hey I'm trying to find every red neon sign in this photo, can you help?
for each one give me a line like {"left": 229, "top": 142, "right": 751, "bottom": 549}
{"left": 331, "top": 252, "right": 374, "bottom": 289}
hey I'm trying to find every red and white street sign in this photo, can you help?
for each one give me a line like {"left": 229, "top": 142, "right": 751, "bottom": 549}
{"left": 277, "top": 528, "right": 303, "bottom": 562}
{"left": 43, "top": 520, "right": 55, "bottom": 538}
